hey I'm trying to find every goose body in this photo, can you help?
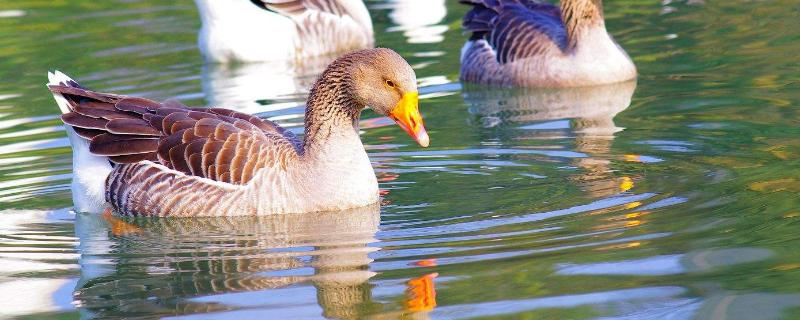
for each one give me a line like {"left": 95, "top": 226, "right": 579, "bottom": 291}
{"left": 194, "top": 0, "right": 374, "bottom": 63}
{"left": 48, "top": 49, "right": 428, "bottom": 216}
{"left": 460, "top": 0, "right": 636, "bottom": 87}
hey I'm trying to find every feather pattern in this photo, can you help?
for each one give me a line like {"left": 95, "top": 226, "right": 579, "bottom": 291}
{"left": 50, "top": 84, "right": 300, "bottom": 178}
{"left": 253, "top": 0, "right": 372, "bottom": 30}
{"left": 47, "top": 50, "right": 415, "bottom": 216}
{"left": 47, "top": 49, "right": 417, "bottom": 216}
{"left": 459, "top": 0, "right": 637, "bottom": 87}
{"left": 255, "top": 0, "right": 374, "bottom": 59}
{"left": 49, "top": 80, "right": 308, "bottom": 216}
{"left": 462, "top": 0, "right": 566, "bottom": 63}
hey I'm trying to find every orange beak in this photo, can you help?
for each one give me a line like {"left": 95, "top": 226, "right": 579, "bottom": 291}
{"left": 389, "top": 92, "right": 429, "bottom": 147}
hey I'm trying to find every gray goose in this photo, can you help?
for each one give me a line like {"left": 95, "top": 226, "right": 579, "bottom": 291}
{"left": 460, "top": 0, "right": 637, "bottom": 87}
{"left": 48, "top": 49, "right": 429, "bottom": 216}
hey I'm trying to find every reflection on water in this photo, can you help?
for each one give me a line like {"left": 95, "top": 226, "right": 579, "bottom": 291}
{"left": 463, "top": 81, "right": 638, "bottom": 198}
{"left": 0, "top": 209, "right": 77, "bottom": 318}
{"left": 2, "top": 0, "right": 800, "bottom": 318}
{"left": 201, "top": 55, "right": 333, "bottom": 114}
{"left": 386, "top": 0, "right": 448, "bottom": 44}
{"left": 75, "top": 204, "right": 380, "bottom": 319}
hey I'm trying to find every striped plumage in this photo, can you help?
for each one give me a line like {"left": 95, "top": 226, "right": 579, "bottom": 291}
{"left": 460, "top": 0, "right": 636, "bottom": 87}
{"left": 194, "top": 0, "right": 373, "bottom": 63}
{"left": 49, "top": 48, "right": 429, "bottom": 216}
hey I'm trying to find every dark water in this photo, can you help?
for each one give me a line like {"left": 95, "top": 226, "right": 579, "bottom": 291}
{"left": 1, "top": 0, "right": 800, "bottom": 319}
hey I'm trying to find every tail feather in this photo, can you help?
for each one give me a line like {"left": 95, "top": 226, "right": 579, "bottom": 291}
{"left": 48, "top": 71, "right": 76, "bottom": 114}
{"left": 47, "top": 71, "right": 113, "bottom": 214}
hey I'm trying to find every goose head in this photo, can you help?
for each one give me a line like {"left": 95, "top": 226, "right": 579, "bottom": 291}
{"left": 348, "top": 49, "right": 429, "bottom": 147}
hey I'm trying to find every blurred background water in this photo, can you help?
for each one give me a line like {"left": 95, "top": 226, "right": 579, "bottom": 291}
{"left": 1, "top": 0, "right": 799, "bottom": 319}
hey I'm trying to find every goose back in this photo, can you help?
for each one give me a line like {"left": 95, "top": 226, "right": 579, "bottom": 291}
{"left": 459, "top": 0, "right": 636, "bottom": 87}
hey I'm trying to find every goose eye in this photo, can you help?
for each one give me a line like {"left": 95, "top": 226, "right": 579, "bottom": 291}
{"left": 385, "top": 80, "right": 395, "bottom": 88}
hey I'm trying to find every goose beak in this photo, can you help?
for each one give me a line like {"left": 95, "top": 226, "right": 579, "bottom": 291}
{"left": 389, "top": 92, "right": 429, "bottom": 147}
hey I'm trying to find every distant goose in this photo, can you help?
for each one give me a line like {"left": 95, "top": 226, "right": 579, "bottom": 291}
{"left": 460, "top": 0, "right": 636, "bottom": 87}
{"left": 47, "top": 49, "right": 429, "bottom": 216}
{"left": 194, "top": 0, "right": 374, "bottom": 63}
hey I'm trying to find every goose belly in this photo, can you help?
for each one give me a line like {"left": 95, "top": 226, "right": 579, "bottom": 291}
{"left": 512, "top": 31, "right": 637, "bottom": 87}
{"left": 105, "top": 162, "right": 249, "bottom": 217}
{"left": 246, "top": 154, "right": 380, "bottom": 214}
{"left": 104, "top": 161, "right": 379, "bottom": 217}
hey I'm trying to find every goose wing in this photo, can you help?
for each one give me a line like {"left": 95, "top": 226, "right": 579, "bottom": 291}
{"left": 49, "top": 82, "right": 301, "bottom": 186}
{"left": 462, "top": 0, "right": 567, "bottom": 64}
{"left": 250, "top": 0, "right": 372, "bottom": 31}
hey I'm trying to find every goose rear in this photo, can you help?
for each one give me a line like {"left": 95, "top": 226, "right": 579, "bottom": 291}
{"left": 460, "top": 0, "right": 637, "bottom": 87}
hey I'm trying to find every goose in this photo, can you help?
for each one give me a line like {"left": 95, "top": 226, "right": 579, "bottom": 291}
{"left": 194, "top": 0, "right": 374, "bottom": 63}
{"left": 47, "top": 48, "right": 429, "bottom": 217}
{"left": 459, "top": 0, "right": 637, "bottom": 87}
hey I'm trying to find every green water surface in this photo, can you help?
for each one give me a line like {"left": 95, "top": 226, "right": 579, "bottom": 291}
{"left": 0, "top": 0, "right": 799, "bottom": 319}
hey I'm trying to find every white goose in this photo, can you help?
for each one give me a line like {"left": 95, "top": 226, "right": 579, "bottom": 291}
{"left": 48, "top": 49, "right": 429, "bottom": 216}
{"left": 194, "top": 0, "right": 374, "bottom": 63}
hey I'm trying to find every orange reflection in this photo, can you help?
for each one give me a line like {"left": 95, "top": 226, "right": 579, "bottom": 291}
{"left": 405, "top": 273, "right": 438, "bottom": 312}
{"left": 595, "top": 241, "right": 642, "bottom": 251}
{"left": 102, "top": 208, "right": 142, "bottom": 236}
{"left": 624, "top": 154, "right": 643, "bottom": 163}
{"left": 413, "top": 259, "right": 438, "bottom": 267}
{"left": 619, "top": 176, "right": 634, "bottom": 192}
{"left": 592, "top": 219, "right": 644, "bottom": 231}
{"left": 625, "top": 201, "right": 642, "bottom": 209}
{"left": 772, "top": 263, "right": 800, "bottom": 271}
{"left": 625, "top": 211, "right": 647, "bottom": 219}
{"left": 378, "top": 172, "right": 400, "bottom": 182}
{"left": 749, "top": 179, "right": 800, "bottom": 193}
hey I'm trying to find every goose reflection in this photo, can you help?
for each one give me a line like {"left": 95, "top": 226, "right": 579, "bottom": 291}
{"left": 74, "top": 204, "right": 380, "bottom": 319}
{"left": 387, "top": 0, "right": 448, "bottom": 44}
{"left": 200, "top": 55, "right": 335, "bottom": 114}
{"left": 463, "top": 81, "right": 637, "bottom": 198}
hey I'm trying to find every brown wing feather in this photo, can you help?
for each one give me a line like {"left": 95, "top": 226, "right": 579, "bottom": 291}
{"left": 49, "top": 84, "right": 302, "bottom": 185}
{"left": 204, "top": 108, "right": 303, "bottom": 152}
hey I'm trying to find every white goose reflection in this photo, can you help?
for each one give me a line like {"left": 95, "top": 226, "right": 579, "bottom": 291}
{"left": 0, "top": 209, "right": 77, "bottom": 318}
{"left": 74, "top": 204, "right": 380, "bottom": 319}
{"left": 387, "top": 0, "right": 448, "bottom": 44}
{"left": 463, "top": 81, "right": 638, "bottom": 198}
{"left": 200, "top": 55, "right": 334, "bottom": 114}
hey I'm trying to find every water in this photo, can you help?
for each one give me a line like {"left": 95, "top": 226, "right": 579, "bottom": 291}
{"left": 1, "top": 0, "right": 799, "bottom": 319}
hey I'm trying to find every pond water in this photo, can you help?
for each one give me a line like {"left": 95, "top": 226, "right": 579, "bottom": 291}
{"left": 1, "top": 0, "right": 799, "bottom": 319}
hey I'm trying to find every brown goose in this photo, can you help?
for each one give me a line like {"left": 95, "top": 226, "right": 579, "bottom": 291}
{"left": 48, "top": 48, "right": 429, "bottom": 217}
{"left": 460, "top": 0, "right": 637, "bottom": 87}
